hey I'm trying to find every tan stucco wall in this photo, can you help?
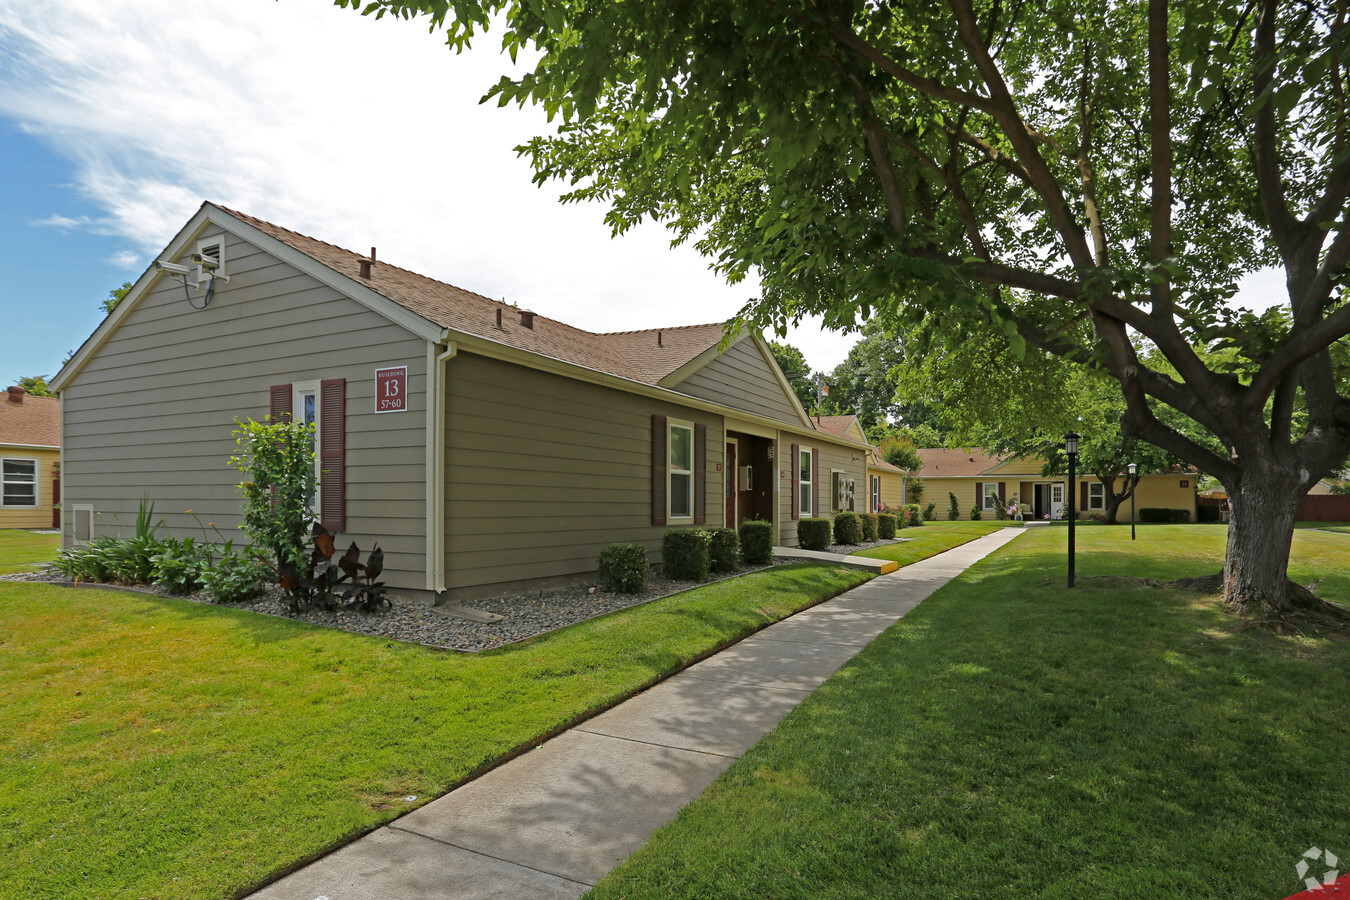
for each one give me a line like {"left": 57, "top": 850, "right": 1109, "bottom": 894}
{"left": 0, "top": 447, "right": 60, "bottom": 529}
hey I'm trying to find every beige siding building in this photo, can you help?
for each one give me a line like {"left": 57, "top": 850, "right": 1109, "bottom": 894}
{"left": 53, "top": 203, "right": 871, "bottom": 601}
{"left": 0, "top": 387, "right": 61, "bottom": 530}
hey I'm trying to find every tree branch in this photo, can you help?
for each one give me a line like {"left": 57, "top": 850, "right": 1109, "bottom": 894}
{"left": 828, "top": 28, "right": 1001, "bottom": 116}
{"left": 1148, "top": 0, "right": 1173, "bottom": 316}
{"left": 1253, "top": 0, "right": 1298, "bottom": 251}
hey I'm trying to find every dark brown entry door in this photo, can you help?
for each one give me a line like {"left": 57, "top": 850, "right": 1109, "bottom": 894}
{"left": 725, "top": 441, "right": 737, "bottom": 527}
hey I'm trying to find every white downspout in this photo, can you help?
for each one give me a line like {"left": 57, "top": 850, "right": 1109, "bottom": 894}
{"left": 430, "top": 340, "right": 458, "bottom": 594}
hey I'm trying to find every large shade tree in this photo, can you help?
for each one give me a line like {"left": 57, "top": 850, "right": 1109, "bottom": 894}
{"left": 344, "top": 0, "right": 1350, "bottom": 616}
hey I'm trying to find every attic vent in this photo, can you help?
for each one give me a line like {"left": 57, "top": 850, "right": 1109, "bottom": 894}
{"left": 519, "top": 309, "right": 536, "bottom": 329}
{"left": 6, "top": 385, "right": 25, "bottom": 403}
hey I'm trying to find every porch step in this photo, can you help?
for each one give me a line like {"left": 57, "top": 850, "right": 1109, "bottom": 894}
{"left": 773, "top": 547, "right": 900, "bottom": 575}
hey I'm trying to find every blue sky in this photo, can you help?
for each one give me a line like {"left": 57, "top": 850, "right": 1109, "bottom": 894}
{"left": 0, "top": 1, "right": 1285, "bottom": 389}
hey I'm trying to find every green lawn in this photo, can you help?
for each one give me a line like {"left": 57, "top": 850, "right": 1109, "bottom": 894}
{"left": 852, "top": 520, "right": 1007, "bottom": 565}
{"left": 589, "top": 526, "right": 1350, "bottom": 900}
{"left": 0, "top": 564, "right": 872, "bottom": 900}
{"left": 0, "top": 529, "right": 60, "bottom": 575}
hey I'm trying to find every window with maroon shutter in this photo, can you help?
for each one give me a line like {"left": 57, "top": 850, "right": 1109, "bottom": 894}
{"left": 270, "top": 384, "right": 292, "bottom": 422}
{"left": 652, "top": 415, "right": 667, "bottom": 526}
{"left": 790, "top": 443, "right": 800, "bottom": 519}
{"left": 694, "top": 424, "right": 707, "bottom": 525}
{"left": 319, "top": 378, "right": 345, "bottom": 533}
{"left": 1080, "top": 481, "right": 1089, "bottom": 512}
{"left": 998, "top": 482, "right": 1006, "bottom": 506}
{"left": 812, "top": 448, "right": 820, "bottom": 519}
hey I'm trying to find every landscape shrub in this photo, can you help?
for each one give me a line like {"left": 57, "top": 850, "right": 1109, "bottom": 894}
{"left": 877, "top": 514, "right": 898, "bottom": 539}
{"left": 597, "top": 542, "right": 648, "bottom": 593}
{"left": 797, "top": 517, "right": 832, "bottom": 551}
{"left": 970, "top": 505, "right": 983, "bottom": 521}
{"left": 739, "top": 519, "right": 774, "bottom": 565}
{"left": 663, "top": 528, "right": 711, "bottom": 581}
{"left": 948, "top": 492, "right": 960, "bottom": 520}
{"left": 1140, "top": 508, "right": 1192, "bottom": 524}
{"left": 277, "top": 522, "right": 390, "bottom": 613}
{"left": 924, "top": 501, "right": 937, "bottom": 521}
{"left": 708, "top": 528, "right": 740, "bottom": 573}
{"left": 994, "top": 500, "right": 1008, "bottom": 521}
{"left": 859, "top": 513, "right": 879, "bottom": 542}
{"left": 229, "top": 417, "right": 317, "bottom": 571}
{"left": 201, "top": 553, "right": 269, "bottom": 604}
{"left": 906, "top": 476, "right": 925, "bottom": 506}
{"left": 151, "top": 537, "right": 211, "bottom": 595}
{"left": 833, "top": 511, "right": 863, "bottom": 545}
{"left": 1196, "top": 504, "right": 1222, "bottom": 524}
{"left": 905, "top": 503, "right": 924, "bottom": 527}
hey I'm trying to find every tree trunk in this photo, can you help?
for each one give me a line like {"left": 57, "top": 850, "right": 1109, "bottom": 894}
{"left": 1102, "top": 490, "right": 1121, "bottom": 524}
{"left": 1223, "top": 473, "right": 1303, "bottom": 617}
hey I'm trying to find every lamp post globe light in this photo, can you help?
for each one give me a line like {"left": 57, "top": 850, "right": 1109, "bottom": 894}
{"left": 1065, "top": 432, "right": 1079, "bottom": 588}
{"left": 1128, "top": 462, "right": 1138, "bottom": 541}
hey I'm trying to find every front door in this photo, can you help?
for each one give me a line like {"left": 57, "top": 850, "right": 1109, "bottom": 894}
{"left": 725, "top": 441, "right": 738, "bottom": 527}
{"left": 1051, "top": 482, "right": 1065, "bottom": 519}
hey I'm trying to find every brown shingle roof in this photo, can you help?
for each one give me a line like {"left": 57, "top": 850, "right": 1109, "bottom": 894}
{"left": 218, "top": 206, "right": 724, "bottom": 385}
{"left": 0, "top": 391, "right": 59, "bottom": 447}
{"left": 869, "top": 449, "right": 905, "bottom": 472}
{"left": 811, "top": 415, "right": 860, "bottom": 439}
{"left": 913, "top": 448, "right": 1007, "bottom": 477}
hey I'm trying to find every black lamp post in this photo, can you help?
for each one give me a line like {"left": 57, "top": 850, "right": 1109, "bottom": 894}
{"left": 1128, "top": 461, "right": 1138, "bottom": 541}
{"left": 1065, "top": 432, "right": 1079, "bottom": 587}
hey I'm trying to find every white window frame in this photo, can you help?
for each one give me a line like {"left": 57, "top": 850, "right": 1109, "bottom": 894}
{"left": 1088, "top": 482, "right": 1105, "bottom": 510}
{"left": 1, "top": 457, "right": 39, "bottom": 508}
{"left": 799, "top": 447, "right": 813, "bottom": 517}
{"left": 871, "top": 474, "right": 881, "bottom": 513}
{"left": 293, "top": 380, "right": 322, "bottom": 514}
{"left": 982, "top": 482, "right": 1000, "bottom": 511}
{"left": 668, "top": 419, "right": 695, "bottom": 522}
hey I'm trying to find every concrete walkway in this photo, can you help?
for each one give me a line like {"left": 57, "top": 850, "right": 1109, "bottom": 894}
{"left": 249, "top": 527, "right": 1025, "bottom": 900}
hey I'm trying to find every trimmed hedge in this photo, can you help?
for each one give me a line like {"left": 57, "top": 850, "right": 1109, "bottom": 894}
{"left": 833, "top": 511, "right": 863, "bottom": 545}
{"left": 739, "top": 519, "right": 774, "bottom": 565}
{"left": 1197, "top": 504, "right": 1222, "bottom": 524}
{"left": 947, "top": 492, "right": 961, "bottom": 520}
{"left": 859, "top": 513, "right": 879, "bottom": 542}
{"left": 797, "top": 517, "right": 832, "bottom": 551}
{"left": 596, "top": 543, "right": 648, "bottom": 593}
{"left": 663, "top": 528, "right": 711, "bottom": 581}
{"left": 924, "top": 501, "right": 937, "bottom": 521}
{"left": 1140, "top": 508, "right": 1192, "bottom": 524}
{"left": 708, "top": 528, "right": 740, "bottom": 573}
{"left": 905, "top": 503, "right": 924, "bottom": 527}
{"left": 877, "top": 514, "right": 898, "bottom": 539}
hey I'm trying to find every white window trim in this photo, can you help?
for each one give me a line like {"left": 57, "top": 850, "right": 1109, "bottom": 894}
{"left": 1088, "top": 482, "right": 1106, "bottom": 510}
{"left": 1, "top": 457, "right": 39, "bottom": 508}
{"left": 981, "top": 482, "right": 1000, "bottom": 510}
{"left": 293, "top": 380, "right": 322, "bottom": 515}
{"left": 799, "top": 448, "right": 813, "bottom": 517}
{"left": 667, "top": 419, "right": 695, "bottom": 522}
{"left": 871, "top": 474, "right": 881, "bottom": 513}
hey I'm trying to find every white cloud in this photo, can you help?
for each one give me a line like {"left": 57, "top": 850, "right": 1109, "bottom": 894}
{"left": 106, "top": 250, "right": 141, "bottom": 269}
{"left": 29, "top": 213, "right": 96, "bottom": 229}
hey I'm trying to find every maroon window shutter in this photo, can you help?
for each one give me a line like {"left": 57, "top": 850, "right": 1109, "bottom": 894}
{"left": 1081, "top": 482, "right": 1089, "bottom": 510}
{"left": 790, "top": 443, "right": 800, "bottom": 520}
{"left": 652, "top": 415, "right": 667, "bottom": 526}
{"left": 270, "top": 384, "right": 292, "bottom": 422}
{"left": 999, "top": 482, "right": 1006, "bottom": 505}
{"left": 976, "top": 483, "right": 983, "bottom": 509}
{"left": 812, "top": 448, "right": 820, "bottom": 519}
{"left": 694, "top": 423, "right": 707, "bottom": 525}
{"left": 319, "top": 378, "right": 345, "bottom": 533}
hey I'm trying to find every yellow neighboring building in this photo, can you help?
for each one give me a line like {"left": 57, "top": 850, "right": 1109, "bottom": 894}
{"left": 0, "top": 386, "right": 61, "bottom": 530}
{"left": 916, "top": 448, "right": 1197, "bottom": 521}
{"left": 811, "top": 415, "right": 910, "bottom": 513}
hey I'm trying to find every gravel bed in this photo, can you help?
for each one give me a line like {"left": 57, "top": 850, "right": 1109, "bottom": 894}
{"left": 4, "top": 537, "right": 905, "bottom": 652}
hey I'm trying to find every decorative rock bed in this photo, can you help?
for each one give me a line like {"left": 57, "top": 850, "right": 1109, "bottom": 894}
{"left": 4, "top": 537, "right": 904, "bottom": 652}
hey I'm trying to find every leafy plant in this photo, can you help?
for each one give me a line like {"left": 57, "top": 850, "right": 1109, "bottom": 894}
{"left": 662, "top": 528, "right": 711, "bottom": 581}
{"left": 738, "top": 519, "right": 774, "bottom": 565}
{"left": 797, "top": 518, "right": 832, "bottom": 551}
{"left": 924, "top": 501, "right": 937, "bottom": 521}
{"left": 229, "top": 417, "right": 317, "bottom": 573}
{"left": 970, "top": 505, "right": 983, "bottom": 521}
{"left": 833, "top": 511, "right": 862, "bottom": 545}
{"left": 947, "top": 492, "right": 960, "bottom": 521}
{"left": 905, "top": 503, "right": 924, "bottom": 527}
{"left": 859, "top": 513, "right": 879, "bottom": 543}
{"left": 201, "top": 552, "right": 269, "bottom": 604}
{"left": 151, "top": 537, "right": 209, "bottom": 595}
{"left": 278, "top": 522, "right": 388, "bottom": 613}
{"left": 597, "top": 543, "right": 648, "bottom": 593}
{"left": 877, "top": 514, "right": 898, "bottom": 539}
{"left": 708, "top": 528, "right": 740, "bottom": 573}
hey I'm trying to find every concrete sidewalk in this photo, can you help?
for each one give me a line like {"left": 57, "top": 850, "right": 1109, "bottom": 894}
{"left": 249, "top": 527, "right": 1025, "bottom": 900}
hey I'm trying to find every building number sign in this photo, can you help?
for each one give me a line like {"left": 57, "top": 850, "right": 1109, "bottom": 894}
{"left": 374, "top": 366, "right": 408, "bottom": 413}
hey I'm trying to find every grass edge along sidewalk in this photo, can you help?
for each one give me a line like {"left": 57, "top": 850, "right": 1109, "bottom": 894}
{"left": 586, "top": 526, "right": 1350, "bottom": 900}
{"left": 0, "top": 561, "right": 879, "bottom": 900}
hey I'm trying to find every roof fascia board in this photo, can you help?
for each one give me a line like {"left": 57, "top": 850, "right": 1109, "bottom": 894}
{"left": 446, "top": 331, "right": 871, "bottom": 449}
{"left": 0, "top": 442, "right": 61, "bottom": 450}
{"left": 52, "top": 207, "right": 216, "bottom": 392}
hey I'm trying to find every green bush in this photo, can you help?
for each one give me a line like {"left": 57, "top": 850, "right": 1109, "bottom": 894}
{"left": 229, "top": 417, "right": 317, "bottom": 571}
{"left": 151, "top": 537, "right": 211, "bottom": 595}
{"left": 970, "top": 505, "right": 983, "bottom": 521}
{"left": 905, "top": 503, "right": 924, "bottom": 527}
{"left": 708, "top": 528, "right": 741, "bottom": 573}
{"left": 948, "top": 492, "right": 960, "bottom": 520}
{"left": 663, "top": 528, "right": 712, "bottom": 581}
{"left": 859, "top": 513, "right": 879, "bottom": 542}
{"left": 797, "top": 517, "right": 832, "bottom": 551}
{"left": 1140, "top": 508, "right": 1192, "bottom": 524}
{"left": 1196, "top": 504, "right": 1222, "bottom": 524}
{"left": 739, "top": 519, "right": 775, "bottom": 565}
{"left": 924, "top": 501, "right": 937, "bottom": 521}
{"left": 877, "top": 514, "right": 898, "bottom": 539}
{"left": 597, "top": 542, "right": 648, "bottom": 593}
{"left": 201, "top": 553, "right": 269, "bottom": 604}
{"left": 833, "top": 511, "right": 863, "bottom": 545}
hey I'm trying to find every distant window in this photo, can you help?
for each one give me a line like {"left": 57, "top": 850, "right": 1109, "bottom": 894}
{"left": 982, "top": 482, "right": 1000, "bottom": 510}
{"left": 799, "top": 448, "right": 813, "bottom": 517}
{"left": 669, "top": 421, "right": 694, "bottom": 520}
{"left": 293, "top": 381, "right": 321, "bottom": 513}
{"left": 1088, "top": 482, "right": 1105, "bottom": 510}
{"left": 871, "top": 474, "right": 881, "bottom": 512}
{"left": 1, "top": 458, "right": 38, "bottom": 507}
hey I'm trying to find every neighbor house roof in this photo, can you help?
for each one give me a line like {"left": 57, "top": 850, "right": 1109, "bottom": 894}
{"left": 811, "top": 415, "right": 861, "bottom": 438}
{"left": 0, "top": 390, "right": 60, "bottom": 448}
{"left": 912, "top": 448, "right": 1008, "bottom": 478}
{"left": 869, "top": 449, "right": 906, "bottom": 473}
{"left": 218, "top": 206, "right": 727, "bottom": 386}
